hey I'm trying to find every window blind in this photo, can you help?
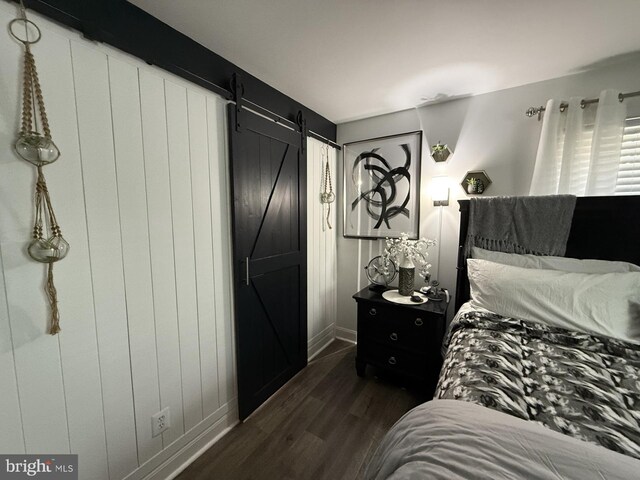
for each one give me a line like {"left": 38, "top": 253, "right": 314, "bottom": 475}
{"left": 616, "top": 116, "right": 640, "bottom": 194}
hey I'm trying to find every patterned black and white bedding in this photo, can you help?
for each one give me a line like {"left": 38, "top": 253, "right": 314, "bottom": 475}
{"left": 435, "top": 309, "right": 640, "bottom": 459}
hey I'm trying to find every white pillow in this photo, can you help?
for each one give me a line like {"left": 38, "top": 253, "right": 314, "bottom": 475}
{"left": 467, "top": 258, "right": 640, "bottom": 343}
{"left": 471, "top": 246, "right": 640, "bottom": 273}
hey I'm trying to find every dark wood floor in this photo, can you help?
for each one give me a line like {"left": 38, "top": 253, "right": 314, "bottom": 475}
{"left": 177, "top": 340, "right": 423, "bottom": 480}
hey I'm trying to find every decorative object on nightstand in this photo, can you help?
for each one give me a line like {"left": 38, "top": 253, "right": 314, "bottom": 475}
{"left": 364, "top": 255, "right": 397, "bottom": 291}
{"left": 424, "top": 280, "right": 449, "bottom": 302}
{"left": 382, "top": 288, "right": 427, "bottom": 305}
{"left": 398, "top": 255, "right": 415, "bottom": 296}
{"left": 382, "top": 233, "right": 435, "bottom": 296}
{"left": 430, "top": 142, "right": 452, "bottom": 162}
{"left": 461, "top": 170, "right": 492, "bottom": 195}
{"left": 353, "top": 286, "right": 449, "bottom": 395}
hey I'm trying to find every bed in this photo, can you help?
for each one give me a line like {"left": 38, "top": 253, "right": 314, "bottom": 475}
{"left": 366, "top": 195, "right": 640, "bottom": 479}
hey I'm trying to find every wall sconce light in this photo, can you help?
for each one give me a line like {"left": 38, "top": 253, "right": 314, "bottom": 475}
{"left": 431, "top": 176, "right": 450, "bottom": 206}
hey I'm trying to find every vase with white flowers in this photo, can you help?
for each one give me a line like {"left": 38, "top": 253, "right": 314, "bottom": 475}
{"left": 382, "top": 233, "right": 436, "bottom": 296}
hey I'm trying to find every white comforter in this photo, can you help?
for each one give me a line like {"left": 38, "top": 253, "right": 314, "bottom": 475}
{"left": 365, "top": 400, "right": 640, "bottom": 480}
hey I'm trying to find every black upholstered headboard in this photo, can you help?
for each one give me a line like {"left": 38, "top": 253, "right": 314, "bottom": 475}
{"left": 454, "top": 196, "right": 640, "bottom": 312}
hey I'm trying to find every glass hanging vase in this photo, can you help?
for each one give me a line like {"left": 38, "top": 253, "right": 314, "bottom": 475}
{"left": 15, "top": 131, "right": 60, "bottom": 166}
{"left": 28, "top": 234, "right": 69, "bottom": 263}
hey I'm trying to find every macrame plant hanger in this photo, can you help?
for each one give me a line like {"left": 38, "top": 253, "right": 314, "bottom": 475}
{"left": 319, "top": 144, "right": 335, "bottom": 231}
{"left": 10, "top": 1, "right": 69, "bottom": 335}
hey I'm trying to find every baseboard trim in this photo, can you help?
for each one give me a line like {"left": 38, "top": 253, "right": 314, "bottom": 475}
{"left": 123, "top": 401, "right": 239, "bottom": 480}
{"left": 335, "top": 327, "right": 357, "bottom": 344}
{"left": 125, "top": 324, "right": 343, "bottom": 480}
{"left": 308, "top": 323, "right": 335, "bottom": 360}
{"left": 308, "top": 334, "right": 335, "bottom": 362}
{"left": 162, "top": 410, "right": 238, "bottom": 480}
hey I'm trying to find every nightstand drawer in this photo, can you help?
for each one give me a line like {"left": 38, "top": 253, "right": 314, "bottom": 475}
{"left": 358, "top": 304, "right": 434, "bottom": 352}
{"left": 360, "top": 342, "right": 428, "bottom": 378}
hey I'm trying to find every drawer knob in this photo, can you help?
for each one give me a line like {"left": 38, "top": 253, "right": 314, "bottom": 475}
{"left": 389, "top": 332, "right": 398, "bottom": 341}
{"left": 369, "top": 308, "right": 377, "bottom": 316}
{"left": 388, "top": 356, "right": 397, "bottom": 365}
{"left": 415, "top": 318, "right": 424, "bottom": 326}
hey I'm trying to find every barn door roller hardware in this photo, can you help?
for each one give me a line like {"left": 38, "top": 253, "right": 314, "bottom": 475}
{"left": 297, "top": 110, "right": 307, "bottom": 154}
{"left": 231, "top": 73, "right": 244, "bottom": 132}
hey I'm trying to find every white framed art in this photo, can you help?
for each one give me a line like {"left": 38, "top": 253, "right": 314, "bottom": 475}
{"left": 343, "top": 131, "right": 422, "bottom": 239}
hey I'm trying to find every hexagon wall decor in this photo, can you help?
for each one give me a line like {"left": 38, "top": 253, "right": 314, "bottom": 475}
{"left": 461, "top": 170, "right": 492, "bottom": 195}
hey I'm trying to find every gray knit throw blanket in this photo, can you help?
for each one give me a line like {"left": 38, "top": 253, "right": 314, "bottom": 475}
{"left": 464, "top": 195, "right": 577, "bottom": 259}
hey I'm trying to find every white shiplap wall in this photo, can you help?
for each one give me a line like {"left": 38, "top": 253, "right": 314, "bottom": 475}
{"left": 0, "top": 4, "right": 236, "bottom": 479}
{"left": 307, "top": 139, "right": 338, "bottom": 357}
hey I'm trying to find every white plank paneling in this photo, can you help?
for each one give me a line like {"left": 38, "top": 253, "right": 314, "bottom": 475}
{"left": 307, "top": 142, "right": 320, "bottom": 341}
{"left": 0, "top": 12, "right": 27, "bottom": 452}
{"left": 70, "top": 40, "right": 139, "bottom": 477}
{"left": 207, "top": 97, "right": 235, "bottom": 405}
{"left": 138, "top": 69, "right": 185, "bottom": 449}
{"left": 0, "top": 4, "right": 238, "bottom": 478}
{"left": 39, "top": 30, "right": 109, "bottom": 479}
{"left": 165, "top": 80, "right": 204, "bottom": 432}
{"left": 187, "top": 90, "right": 220, "bottom": 417}
{"left": 0, "top": 245, "right": 24, "bottom": 453}
{"left": 308, "top": 140, "right": 320, "bottom": 341}
{"left": 327, "top": 147, "right": 338, "bottom": 337}
{"left": 319, "top": 144, "right": 328, "bottom": 338}
{"left": 329, "top": 143, "right": 338, "bottom": 332}
{"left": 0, "top": 6, "right": 69, "bottom": 454}
{"left": 306, "top": 138, "right": 338, "bottom": 355}
{"left": 108, "top": 55, "right": 164, "bottom": 463}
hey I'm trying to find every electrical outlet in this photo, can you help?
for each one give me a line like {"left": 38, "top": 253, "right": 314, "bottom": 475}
{"left": 151, "top": 407, "right": 170, "bottom": 438}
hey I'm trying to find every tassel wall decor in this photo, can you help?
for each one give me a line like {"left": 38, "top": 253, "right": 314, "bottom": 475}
{"left": 10, "top": 2, "right": 69, "bottom": 334}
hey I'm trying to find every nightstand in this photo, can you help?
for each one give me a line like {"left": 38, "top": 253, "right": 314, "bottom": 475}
{"left": 352, "top": 286, "right": 448, "bottom": 394}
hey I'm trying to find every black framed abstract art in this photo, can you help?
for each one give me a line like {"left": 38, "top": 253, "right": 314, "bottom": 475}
{"left": 343, "top": 131, "right": 422, "bottom": 239}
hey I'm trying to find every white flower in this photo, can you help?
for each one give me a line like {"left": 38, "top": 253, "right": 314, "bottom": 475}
{"left": 381, "top": 232, "right": 436, "bottom": 277}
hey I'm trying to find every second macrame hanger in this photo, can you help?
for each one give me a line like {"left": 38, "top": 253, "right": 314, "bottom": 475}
{"left": 319, "top": 144, "right": 334, "bottom": 231}
{"left": 10, "top": 0, "right": 69, "bottom": 335}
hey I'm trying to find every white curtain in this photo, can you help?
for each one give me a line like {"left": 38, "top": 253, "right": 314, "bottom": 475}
{"left": 529, "top": 89, "right": 627, "bottom": 195}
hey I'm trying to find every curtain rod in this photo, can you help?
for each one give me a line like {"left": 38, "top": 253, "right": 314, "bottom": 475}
{"left": 525, "top": 89, "right": 640, "bottom": 120}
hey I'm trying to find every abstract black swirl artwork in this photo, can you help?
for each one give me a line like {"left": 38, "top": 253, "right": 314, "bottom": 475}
{"left": 343, "top": 131, "right": 422, "bottom": 238}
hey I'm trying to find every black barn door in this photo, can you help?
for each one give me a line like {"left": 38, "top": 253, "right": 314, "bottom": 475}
{"left": 228, "top": 104, "right": 307, "bottom": 420}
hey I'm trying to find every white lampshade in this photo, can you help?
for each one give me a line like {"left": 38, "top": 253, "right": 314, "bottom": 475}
{"left": 431, "top": 176, "right": 450, "bottom": 206}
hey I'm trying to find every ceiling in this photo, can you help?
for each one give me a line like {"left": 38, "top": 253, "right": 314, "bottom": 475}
{"left": 128, "top": 0, "right": 640, "bottom": 124}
